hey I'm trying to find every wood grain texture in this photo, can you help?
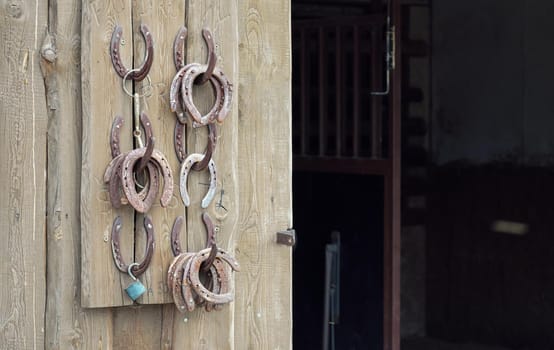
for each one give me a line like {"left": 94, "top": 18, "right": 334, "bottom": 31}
{"left": 234, "top": 1, "right": 293, "bottom": 349}
{"left": 0, "top": 0, "right": 48, "bottom": 348}
{"left": 44, "top": 0, "right": 115, "bottom": 347}
{"left": 81, "top": 0, "right": 135, "bottom": 307}
{"left": 131, "top": 0, "right": 186, "bottom": 305}
{"left": 171, "top": 0, "right": 240, "bottom": 348}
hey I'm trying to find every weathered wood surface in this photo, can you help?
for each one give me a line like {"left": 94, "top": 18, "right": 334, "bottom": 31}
{"left": 80, "top": 0, "right": 135, "bottom": 307}
{"left": 234, "top": 2, "right": 293, "bottom": 348}
{"left": 2, "top": 0, "right": 292, "bottom": 347}
{"left": 0, "top": 0, "right": 48, "bottom": 348}
{"left": 131, "top": 0, "right": 185, "bottom": 305}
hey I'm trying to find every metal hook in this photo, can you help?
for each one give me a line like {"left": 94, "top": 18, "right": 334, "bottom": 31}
{"left": 128, "top": 263, "right": 140, "bottom": 281}
{"left": 370, "top": 6, "right": 395, "bottom": 96}
{"left": 171, "top": 216, "right": 184, "bottom": 256}
{"left": 196, "top": 28, "right": 217, "bottom": 85}
{"left": 110, "top": 24, "right": 154, "bottom": 81}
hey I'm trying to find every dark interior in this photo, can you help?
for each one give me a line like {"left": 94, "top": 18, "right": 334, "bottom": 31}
{"left": 292, "top": 0, "right": 554, "bottom": 349}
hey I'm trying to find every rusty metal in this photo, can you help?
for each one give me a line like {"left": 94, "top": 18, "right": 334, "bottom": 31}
{"left": 121, "top": 148, "right": 173, "bottom": 212}
{"left": 174, "top": 121, "right": 186, "bottom": 162}
{"left": 181, "top": 63, "right": 233, "bottom": 126}
{"left": 171, "top": 216, "right": 184, "bottom": 256}
{"left": 197, "top": 28, "right": 217, "bottom": 85}
{"left": 110, "top": 116, "right": 124, "bottom": 158}
{"left": 175, "top": 122, "right": 217, "bottom": 170}
{"left": 173, "top": 26, "right": 188, "bottom": 70}
{"left": 276, "top": 229, "right": 296, "bottom": 247}
{"left": 179, "top": 153, "right": 217, "bottom": 208}
{"left": 110, "top": 24, "right": 154, "bottom": 81}
{"left": 201, "top": 212, "right": 217, "bottom": 272}
{"left": 111, "top": 216, "right": 155, "bottom": 277}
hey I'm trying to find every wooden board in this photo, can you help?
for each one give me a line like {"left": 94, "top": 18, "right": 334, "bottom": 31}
{"left": 80, "top": 0, "right": 136, "bottom": 307}
{"left": 0, "top": 0, "right": 48, "bottom": 347}
{"left": 234, "top": 2, "right": 293, "bottom": 348}
{"left": 130, "top": 0, "right": 186, "bottom": 305}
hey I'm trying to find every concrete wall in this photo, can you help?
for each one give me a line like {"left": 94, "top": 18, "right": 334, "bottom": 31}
{"left": 432, "top": 1, "right": 554, "bottom": 165}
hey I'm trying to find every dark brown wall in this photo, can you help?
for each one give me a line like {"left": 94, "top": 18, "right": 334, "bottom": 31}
{"left": 427, "top": 166, "right": 554, "bottom": 349}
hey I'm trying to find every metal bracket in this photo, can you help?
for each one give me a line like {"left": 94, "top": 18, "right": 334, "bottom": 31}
{"left": 276, "top": 229, "right": 296, "bottom": 247}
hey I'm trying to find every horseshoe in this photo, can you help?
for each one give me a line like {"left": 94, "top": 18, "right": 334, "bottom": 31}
{"left": 170, "top": 253, "right": 193, "bottom": 313}
{"left": 110, "top": 24, "right": 154, "bottom": 81}
{"left": 110, "top": 116, "right": 124, "bottom": 158}
{"left": 121, "top": 148, "right": 173, "bottom": 212}
{"left": 173, "top": 26, "right": 188, "bottom": 71}
{"left": 181, "top": 63, "right": 233, "bottom": 126}
{"left": 111, "top": 216, "right": 155, "bottom": 277}
{"left": 179, "top": 153, "right": 217, "bottom": 208}
{"left": 170, "top": 64, "right": 195, "bottom": 124}
{"left": 185, "top": 249, "right": 234, "bottom": 304}
{"left": 197, "top": 28, "right": 217, "bottom": 85}
{"left": 174, "top": 122, "right": 217, "bottom": 171}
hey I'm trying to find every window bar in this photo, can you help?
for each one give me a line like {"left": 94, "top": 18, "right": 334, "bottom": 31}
{"left": 371, "top": 28, "right": 383, "bottom": 158}
{"left": 335, "top": 26, "right": 342, "bottom": 157}
{"left": 319, "top": 27, "right": 327, "bottom": 157}
{"left": 300, "top": 28, "right": 308, "bottom": 156}
{"left": 353, "top": 25, "right": 360, "bottom": 157}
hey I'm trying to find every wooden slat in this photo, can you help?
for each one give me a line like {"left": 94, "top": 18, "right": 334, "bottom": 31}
{"left": 0, "top": 0, "right": 48, "bottom": 347}
{"left": 44, "top": 0, "right": 114, "bottom": 346}
{"left": 235, "top": 1, "right": 293, "bottom": 348}
{"left": 383, "top": 1, "right": 402, "bottom": 349}
{"left": 172, "top": 1, "right": 240, "bottom": 348}
{"left": 81, "top": 1, "right": 135, "bottom": 307}
{"left": 131, "top": 0, "right": 185, "bottom": 305}
{"left": 294, "top": 157, "right": 390, "bottom": 176}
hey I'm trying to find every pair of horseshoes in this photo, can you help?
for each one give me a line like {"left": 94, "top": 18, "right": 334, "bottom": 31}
{"left": 167, "top": 213, "right": 240, "bottom": 312}
{"left": 104, "top": 113, "right": 173, "bottom": 213}
{"left": 170, "top": 27, "right": 233, "bottom": 127}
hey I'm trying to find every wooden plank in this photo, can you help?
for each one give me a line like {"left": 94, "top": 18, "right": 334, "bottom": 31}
{"left": 383, "top": 1, "right": 402, "bottom": 349}
{"left": 172, "top": 0, "right": 240, "bottom": 348}
{"left": 234, "top": 1, "right": 293, "bottom": 349}
{"left": 0, "top": 0, "right": 48, "bottom": 348}
{"left": 81, "top": 0, "right": 135, "bottom": 307}
{"left": 43, "top": 0, "right": 115, "bottom": 346}
{"left": 130, "top": 0, "right": 185, "bottom": 305}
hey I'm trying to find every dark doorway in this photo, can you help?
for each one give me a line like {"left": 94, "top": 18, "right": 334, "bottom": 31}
{"left": 291, "top": 0, "right": 396, "bottom": 349}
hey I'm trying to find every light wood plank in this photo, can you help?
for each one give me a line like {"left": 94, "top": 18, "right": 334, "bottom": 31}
{"left": 171, "top": 0, "right": 240, "bottom": 348}
{"left": 44, "top": 0, "right": 115, "bottom": 347}
{"left": 81, "top": 0, "right": 135, "bottom": 307}
{"left": 0, "top": 0, "right": 48, "bottom": 348}
{"left": 130, "top": 0, "right": 186, "bottom": 304}
{"left": 235, "top": 1, "right": 293, "bottom": 349}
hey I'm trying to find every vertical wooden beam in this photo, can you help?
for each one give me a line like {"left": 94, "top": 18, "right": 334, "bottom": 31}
{"left": 0, "top": 0, "right": 47, "bottom": 348}
{"left": 384, "top": 1, "right": 402, "bottom": 349}
{"left": 174, "top": 0, "right": 240, "bottom": 348}
{"left": 235, "top": 0, "right": 293, "bottom": 349}
{"left": 81, "top": 0, "right": 135, "bottom": 307}
{"left": 130, "top": 0, "right": 185, "bottom": 305}
{"left": 44, "top": 0, "right": 114, "bottom": 347}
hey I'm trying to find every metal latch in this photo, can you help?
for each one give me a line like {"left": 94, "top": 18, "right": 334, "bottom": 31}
{"left": 276, "top": 229, "right": 296, "bottom": 247}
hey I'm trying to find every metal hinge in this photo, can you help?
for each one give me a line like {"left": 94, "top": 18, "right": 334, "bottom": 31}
{"left": 276, "top": 229, "right": 296, "bottom": 247}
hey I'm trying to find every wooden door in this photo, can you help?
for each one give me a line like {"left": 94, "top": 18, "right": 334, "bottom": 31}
{"left": 1, "top": 0, "right": 293, "bottom": 348}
